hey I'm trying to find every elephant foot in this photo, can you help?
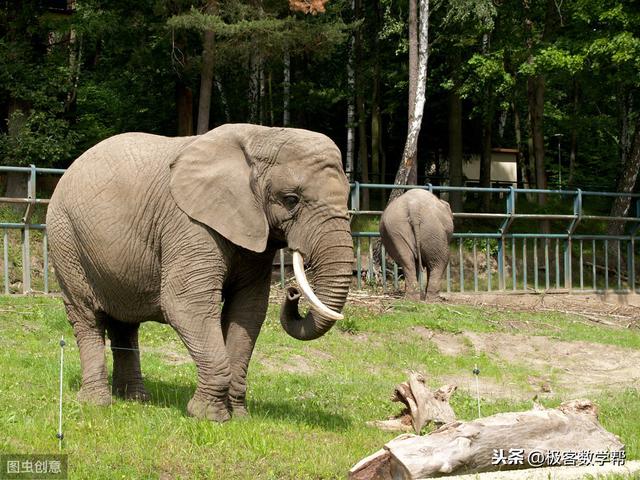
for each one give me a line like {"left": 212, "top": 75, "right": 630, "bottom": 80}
{"left": 78, "top": 385, "right": 112, "bottom": 406}
{"left": 113, "top": 382, "right": 150, "bottom": 402}
{"left": 187, "top": 396, "right": 231, "bottom": 423}
{"left": 425, "top": 293, "right": 446, "bottom": 303}
{"left": 228, "top": 397, "right": 249, "bottom": 418}
{"left": 406, "top": 291, "right": 421, "bottom": 302}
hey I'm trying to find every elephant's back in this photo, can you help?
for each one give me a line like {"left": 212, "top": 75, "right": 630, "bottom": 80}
{"left": 404, "top": 189, "right": 453, "bottom": 234}
{"left": 51, "top": 133, "right": 194, "bottom": 209}
{"left": 47, "top": 133, "right": 196, "bottom": 320}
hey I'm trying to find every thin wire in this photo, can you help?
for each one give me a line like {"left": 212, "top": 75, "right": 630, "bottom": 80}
{"left": 57, "top": 336, "right": 65, "bottom": 451}
{"left": 474, "top": 364, "right": 481, "bottom": 419}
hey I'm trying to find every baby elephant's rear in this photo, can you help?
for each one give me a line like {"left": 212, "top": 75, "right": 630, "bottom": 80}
{"left": 379, "top": 189, "right": 453, "bottom": 300}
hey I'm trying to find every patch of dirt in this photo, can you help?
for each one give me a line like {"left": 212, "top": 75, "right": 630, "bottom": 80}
{"left": 256, "top": 353, "right": 316, "bottom": 374}
{"left": 445, "top": 292, "right": 640, "bottom": 329}
{"left": 412, "top": 326, "right": 469, "bottom": 357}
{"left": 306, "top": 348, "right": 334, "bottom": 361}
{"left": 420, "top": 328, "right": 640, "bottom": 398}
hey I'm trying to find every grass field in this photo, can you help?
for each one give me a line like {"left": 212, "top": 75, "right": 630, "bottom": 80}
{"left": 0, "top": 294, "right": 638, "bottom": 479}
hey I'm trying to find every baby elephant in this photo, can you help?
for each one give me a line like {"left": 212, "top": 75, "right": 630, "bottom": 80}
{"left": 379, "top": 189, "right": 453, "bottom": 300}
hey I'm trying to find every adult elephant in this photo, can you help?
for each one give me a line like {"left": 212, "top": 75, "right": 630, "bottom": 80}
{"left": 379, "top": 189, "right": 453, "bottom": 300}
{"left": 47, "top": 124, "right": 353, "bottom": 423}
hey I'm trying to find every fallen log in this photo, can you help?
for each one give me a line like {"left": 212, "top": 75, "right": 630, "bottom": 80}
{"left": 351, "top": 399, "right": 624, "bottom": 480}
{"left": 368, "top": 372, "right": 456, "bottom": 434}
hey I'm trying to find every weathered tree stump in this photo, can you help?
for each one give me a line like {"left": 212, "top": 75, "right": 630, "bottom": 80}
{"left": 369, "top": 371, "right": 456, "bottom": 434}
{"left": 351, "top": 399, "right": 624, "bottom": 479}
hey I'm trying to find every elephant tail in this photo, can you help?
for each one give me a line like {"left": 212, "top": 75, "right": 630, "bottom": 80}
{"left": 409, "top": 219, "right": 424, "bottom": 294}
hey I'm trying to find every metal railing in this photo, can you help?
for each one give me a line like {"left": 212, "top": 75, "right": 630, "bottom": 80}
{"left": 349, "top": 182, "right": 640, "bottom": 294}
{"left": 1, "top": 167, "right": 638, "bottom": 295}
{"left": 0, "top": 165, "right": 65, "bottom": 294}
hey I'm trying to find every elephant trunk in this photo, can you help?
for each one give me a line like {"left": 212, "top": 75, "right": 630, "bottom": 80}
{"left": 280, "top": 229, "right": 352, "bottom": 341}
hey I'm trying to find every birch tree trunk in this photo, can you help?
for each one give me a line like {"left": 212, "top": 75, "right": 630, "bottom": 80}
{"left": 406, "top": 0, "right": 419, "bottom": 185}
{"left": 389, "top": 0, "right": 429, "bottom": 204}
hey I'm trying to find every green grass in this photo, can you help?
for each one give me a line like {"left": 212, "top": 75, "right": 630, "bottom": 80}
{"left": 0, "top": 295, "right": 638, "bottom": 478}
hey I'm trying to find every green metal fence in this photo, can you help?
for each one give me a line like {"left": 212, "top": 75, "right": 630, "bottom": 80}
{"left": 349, "top": 182, "right": 640, "bottom": 294}
{"left": 1, "top": 167, "right": 638, "bottom": 295}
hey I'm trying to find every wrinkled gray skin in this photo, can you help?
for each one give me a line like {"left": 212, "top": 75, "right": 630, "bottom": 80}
{"left": 46, "top": 124, "right": 353, "bottom": 422}
{"left": 379, "top": 189, "right": 453, "bottom": 300}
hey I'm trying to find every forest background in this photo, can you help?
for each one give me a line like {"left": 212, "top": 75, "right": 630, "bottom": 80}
{"left": 1, "top": 0, "right": 640, "bottom": 224}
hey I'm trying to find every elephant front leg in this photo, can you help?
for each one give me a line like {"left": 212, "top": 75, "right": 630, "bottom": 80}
{"left": 222, "top": 265, "right": 271, "bottom": 417}
{"left": 162, "top": 287, "right": 231, "bottom": 423}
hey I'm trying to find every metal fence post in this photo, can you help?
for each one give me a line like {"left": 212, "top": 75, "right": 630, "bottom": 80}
{"left": 498, "top": 187, "right": 515, "bottom": 291}
{"left": 350, "top": 181, "right": 360, "bottom": 212}
{"left": 629, "top": 199, "right": 640, "bottom": 292}
{"left": 3, "top": 229, "right": 8, "bottom": 294}
{"left": 564, "top": 190, "right": 582, "bottom": 291}
{"left": 498, "top": 238, "right": 505, "bottom": 290}
{"left": 21, "top": 164, "right": 37, "bottom": 293}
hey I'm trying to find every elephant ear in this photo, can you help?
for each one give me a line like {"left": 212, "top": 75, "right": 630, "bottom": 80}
{"left": 169, "top": 130, "right": 268, "bottom": 253}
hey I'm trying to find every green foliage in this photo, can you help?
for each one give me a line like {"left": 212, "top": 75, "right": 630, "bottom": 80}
{"left": 0, "top": 111, "right": 80, "bottom": 166}
{"left": 460, "top": 51, "right": 515, "bottom": 113}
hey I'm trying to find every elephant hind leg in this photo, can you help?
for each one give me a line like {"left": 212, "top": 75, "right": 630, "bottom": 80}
{"left": 106, "top": 318, "right": 148, "bottom": 402}
{"left": 66, "top": 302, "right": 111, "bottom": 406}
{"left": 425, "top": 262, "right": 446, "bottom": 301}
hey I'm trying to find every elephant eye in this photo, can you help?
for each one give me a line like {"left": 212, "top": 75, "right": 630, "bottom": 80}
{"left": 282, "top": 194, "right": 300, "bottom": 210}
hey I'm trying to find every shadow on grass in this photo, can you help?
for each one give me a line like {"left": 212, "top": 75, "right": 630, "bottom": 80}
{"left": 68, "top": 374, "right": 351, "bottom": 430}
{"left": 248, "top": 398, "right": 352, "bottom": 431}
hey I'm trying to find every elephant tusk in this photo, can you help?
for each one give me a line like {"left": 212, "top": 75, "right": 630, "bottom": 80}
{"left": 292, "top": 251, "right": 344, "bottom": 321}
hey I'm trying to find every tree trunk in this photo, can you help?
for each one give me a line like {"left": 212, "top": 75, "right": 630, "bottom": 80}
{"left": 249, "top": 52, "right": 261, "bottom": 124}
{"left": 371, "top": 0, "right": 382, "bottom": 189}
{"left": 406, "top": 0, "right": 419, "bottom": 185}
{"left": 346, "top": 10, "right": 355, "bottom": 182}
{"left": 568, "top": 81, "right": 579, "bottom": 187}
{"left": 196, "top": 3, "right": 216, "bottom": 136}
{"left": 267, "top": 70, "right": 274, "bottom": 126}
{"left": 283, "top": 49, "right": 291, "bottom": 126}
{"left": 389, "top": 0, "right": 429, "bottom": 204}
{"left": 568, "top": 126, "right": 577, "bottom": 188}
{"left": 608, "top": 115, "right": 640, "bottom": 236}
{"left": 528, "top": 74, "right": 547, "bottom": 201}
{"left": 64, "top": 29, "right": 82, "bottom": 114}
{"left": 357, "top": 95, "right": 370, "bottom": 210}
{"left": 480, "top": 115, "right": 492, "bottom": 211}
{"left": 214, "top": 77, "right": 230, "bottom": 123}
{"left": 513, "top": 103, "right": 527, "bottom": 188}
{"left": 355, "top": 0, "right": 369, "bottom": 209}
{"left": 369, "top": 372, "right": 456, "bottom": 434}
{"left": 350, "top": 400, "right": 624, "bottom": 480}
{"left": 176, "top": 82, "right": 194, "bottom": 136}
{"left": 259, "top": 62, "right": 266, "bottom": 125}
{"left": 448, "top": 90, "right": 463, "bottom": 212}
